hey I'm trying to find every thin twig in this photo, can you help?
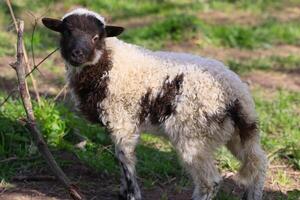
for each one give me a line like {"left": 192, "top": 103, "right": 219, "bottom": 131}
{"left": 31, "top": 18, "right": 37, "bottom": 67}
{"left": 54, "top": 84, "right": 68, "bottom": 101}
{"left": 26, "top": 47, "right": 60, "bottom": 78}
{"left": 0, "top": 89, "right": 18, "bottom": 107}
{"left": 28, "top": 15, "right": 46, "bottom": 78}
{"left": 0, "top": 156, "right": 18, "bottom": 163}
{"left": 13, "top": 20, "right": 84, "bottom": 200}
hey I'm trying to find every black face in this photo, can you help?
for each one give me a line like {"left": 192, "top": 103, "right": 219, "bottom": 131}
{"left": 42, "top": 14, "right": 124, "bottom": 67}
{"left": 60, "top": 15, "right": 105, "bottom": 66}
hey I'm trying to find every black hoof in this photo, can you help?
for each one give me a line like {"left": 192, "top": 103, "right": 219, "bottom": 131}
{"left": 118, "top": 192, "right": 137, "bottom": 200}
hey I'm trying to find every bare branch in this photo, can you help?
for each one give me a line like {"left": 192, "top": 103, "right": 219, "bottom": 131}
{"left": 13, "top": 20, "right": 85, "bottom": 200}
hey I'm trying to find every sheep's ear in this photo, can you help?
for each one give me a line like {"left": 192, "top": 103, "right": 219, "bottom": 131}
{"left": 105, "top": 25, "right": 124, "bottom": 37}
{"left": 42, "top": 18, "right": 63, "bottom": 32}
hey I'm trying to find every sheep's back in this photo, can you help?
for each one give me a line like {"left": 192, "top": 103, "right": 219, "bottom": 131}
{"left": 104, "top": 38, "right": 257, "bottom": 132}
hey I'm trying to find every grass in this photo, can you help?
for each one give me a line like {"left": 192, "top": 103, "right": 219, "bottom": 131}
{"left": 122, "top": 13, "right": 300, "bottom": 50}
{"left": 273, "top": 170, "right": 292, "bottom": 187}
{"left": 1, "top": 0, "right": 300, "bottom": 54}
{"left": 0, "top": 87, "right": 299, "bottom": 181}
{"left": 72, "top": 0, "right": 189, "bottom": 20}
{"left": 208, "top": 0, "right": 289, "bottom": 13}
{"left": 121, "top": 14, "right": 199, "bottom": 49}
{"left": 198, "top": 20, "right": 300, "bottom": 49}
{"left": 0, "top": 0, "right": 300, "bottom": 199}
{"left": 255, "top": 89, "right": 300, "bottom": 169}
{"left": 0, "top": 32, "right": 16, "bottom": 56}
{"left": 227, "top": 55, "right": 300, "bottom": 74}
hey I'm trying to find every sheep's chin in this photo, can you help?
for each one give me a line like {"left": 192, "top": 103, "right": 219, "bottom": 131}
{"left": 65, "top": 50, "right": 103, "bottom": 75}
{"left": 81, "top": 49, "right": 103, "bottom": 67}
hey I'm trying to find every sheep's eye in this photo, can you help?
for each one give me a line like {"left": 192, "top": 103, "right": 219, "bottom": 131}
{"left": 92, "top": 35, "right": 99, "bottom": 43}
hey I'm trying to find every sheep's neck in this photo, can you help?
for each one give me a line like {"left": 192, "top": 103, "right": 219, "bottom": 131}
{"left": 69, "top": 49, "right": 112, "bottom": 124}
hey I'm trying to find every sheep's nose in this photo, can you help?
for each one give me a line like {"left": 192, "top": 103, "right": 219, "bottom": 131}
{"left": 71, "top": 48, "right": 84, "bottom": 59}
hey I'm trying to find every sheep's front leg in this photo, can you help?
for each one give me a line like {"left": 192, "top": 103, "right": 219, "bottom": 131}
{"left": 114, "top": 134, "right": 141, "bottom": 200}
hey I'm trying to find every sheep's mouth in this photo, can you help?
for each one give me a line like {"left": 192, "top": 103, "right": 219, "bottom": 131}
{"left": 69, "top": 58, "right": 87, "bottom": 67}
{"left": 69, "top": 61, "right": 84, "bottom": 67}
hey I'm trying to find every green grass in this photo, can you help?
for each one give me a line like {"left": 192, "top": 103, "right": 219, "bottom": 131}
{"left": 121, "top": 14, "right": 199, "bottom": 49}
{"left": 14, "top": 16, "right": 300, "bottom": 54}
{"left": 0, "top": 32, "right": 16, "bottom": 56}
{"left": 1, "top": 0, "right": 300, "bottom": 54}
{"left": 72, "top": 0, "right": 188, "bottom": 20}
{"left": 255, "top": 89, "right": 300, "bottom": 169}
{"left": 199, "top": 20, "right": 300, "bottom": 49}
{"left": 274, "top": 170, "right": 292, "bottom": 187}
{"left": 227, "top": 55, "right": 300, "bottom": 74}
{"left": 121, "top": 13, "right": 300, "bottom": 50}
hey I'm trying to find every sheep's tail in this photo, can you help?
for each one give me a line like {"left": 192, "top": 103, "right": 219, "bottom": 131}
{"left": 227, "top": 99, "right": 268, "bottom": 199}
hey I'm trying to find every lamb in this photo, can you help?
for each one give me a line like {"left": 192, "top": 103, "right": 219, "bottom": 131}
{"left": 42, "top": 8, "right": 267, "bottom": 200}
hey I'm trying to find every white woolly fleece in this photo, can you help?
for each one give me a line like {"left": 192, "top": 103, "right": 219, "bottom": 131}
{"left": 96, "top": 38, "right": 258, "bottom": 145}
{"left": 62, "top": 8, "right": 106, "bottom": 26}
{"left": 65, "top": 35, "right": 266, "bottom": 199}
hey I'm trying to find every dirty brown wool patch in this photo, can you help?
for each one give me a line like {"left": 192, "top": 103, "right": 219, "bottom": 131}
{"left": 139, "top": 73, "right": 184, "bottom": 124}
{"left": 227, "top": 99, "right": 258, "bottom": 143}
{"left": 69, "top": 49, "right": 112, "bottom": 124}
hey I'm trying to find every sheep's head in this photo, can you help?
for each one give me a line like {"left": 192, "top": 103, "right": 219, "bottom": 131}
{"left": 42, "top": 8, "right": 124, "bottom": 67}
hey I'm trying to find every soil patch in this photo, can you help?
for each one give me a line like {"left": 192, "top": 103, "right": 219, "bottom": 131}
{"left": 197, "top": 10, "right": 259, "bottom": 26}
{"left": 166, "top": 43, "right": 300, "bottom": 63}
{"left": 243, "top": 70, "right": 300, "bottom": 92}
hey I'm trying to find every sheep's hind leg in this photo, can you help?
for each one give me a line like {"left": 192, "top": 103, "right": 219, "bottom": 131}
{"left": 226, "top": 133, "right": 267, "bottom": 200}
{"left": 176, "top": 142, "right": 221, "bottom": 200}
{"left": 114, "top": 133, "right": 141, "bottom": 200}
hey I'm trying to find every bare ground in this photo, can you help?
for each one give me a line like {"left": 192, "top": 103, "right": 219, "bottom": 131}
{"left": 197, "top": 5, "right": 300, "bottom": 26}
{"left": 243, "top": 70, "right": 300, "bottom": 92}
{"left": 166, "top": 42, "right": 300, "bottom": 62}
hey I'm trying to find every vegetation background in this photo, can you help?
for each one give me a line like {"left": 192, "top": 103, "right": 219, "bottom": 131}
{"left": 0, "top": 0, "right": 299, "bottom": 199}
